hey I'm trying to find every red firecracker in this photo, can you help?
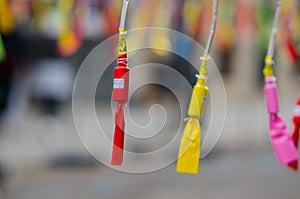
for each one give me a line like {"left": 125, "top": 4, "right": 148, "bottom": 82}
{"left": 111, "top": 47, "right": 129, "bottom": 165}
{"left": 288, "top": 97, "right": 300, "bottom": 171}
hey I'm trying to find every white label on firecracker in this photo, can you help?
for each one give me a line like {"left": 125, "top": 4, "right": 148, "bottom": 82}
{"left": 294, "top": 106, "right": 300, "bottom": 116}
{"left": 114, "top": 78, "right": 124, "bottom": 89}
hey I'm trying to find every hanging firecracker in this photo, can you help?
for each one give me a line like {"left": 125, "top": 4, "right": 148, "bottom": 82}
{"left": 262, "top": 0, "right": 298, "bottom": 168}
{"left": 177, "top": 0, "right": 218, "bottom": 175}
{"left": 111, "top": 0, "right": 130, "bottom": 166}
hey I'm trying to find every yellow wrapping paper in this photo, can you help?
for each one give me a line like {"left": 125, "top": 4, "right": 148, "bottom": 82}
{"left": 177, "top": 118, "right": 201, "bottom": 174}
{"left": 118, "top": 28, "right": 126, "bottom": 55}
{"left": 177, "top": 54, "right": 209, "bottom": 174}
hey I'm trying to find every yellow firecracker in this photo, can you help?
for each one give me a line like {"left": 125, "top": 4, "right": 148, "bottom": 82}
{"left": 177, "top": 0, "right": 218, "bottom": 175}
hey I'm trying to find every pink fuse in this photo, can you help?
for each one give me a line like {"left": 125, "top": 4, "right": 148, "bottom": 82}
{"left": 264, "top": 76, "right": 279, "bottom": 114}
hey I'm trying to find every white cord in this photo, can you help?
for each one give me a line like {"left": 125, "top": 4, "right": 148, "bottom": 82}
{"left": 204, "top": 0, "right": 218, "bottom": 55}
{"left": 267, "top": 0, "right": 281, "bottom": 58}
{"left": 119, "top": 0, "right": 130, "bottom": 30}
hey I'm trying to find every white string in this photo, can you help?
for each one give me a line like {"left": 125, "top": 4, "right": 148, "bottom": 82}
{"left": 184, "top": 117, "right": 190, "bottom": 122}
{"left": 200, "top": 55, "right": 211, "bottom": 61}
{"left": 119, "top": 0, "right": 129, "bottom": 30}
{"left": 118, "top": 56, "right": 127, "bottom": 65}
{"left": 204, "top": 0, "right": 218, "bottom": 55}
{"left": 267, "top": 0, "right": 281, "bottom": 58}
{"left": 195, "top": 74, "right": 207, "bottom": 80}
{"left": 265, "top": 59, "right": 274, "bottom": 65}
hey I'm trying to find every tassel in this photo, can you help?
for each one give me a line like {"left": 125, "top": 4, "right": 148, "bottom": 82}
{"left": 288, "top": 125, "right": 299, "bottom": 170}
{"left": 111, "top": 102, "right": 125, "bottom": 165}
{"left": 269, "top": 115, "right": 298, "bottom": 165}
{"left": 288, "top": 97, "right": 300, "bottom": 171}
{"left": 177, "top": 118, "right": 201, "bottom": 174}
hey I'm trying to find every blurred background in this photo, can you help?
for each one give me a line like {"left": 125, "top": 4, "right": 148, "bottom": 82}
{"left": 0, "top": 0, "right": 300, "bottom": 198}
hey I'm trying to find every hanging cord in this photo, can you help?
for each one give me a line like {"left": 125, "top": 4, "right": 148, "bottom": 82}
{"left": 111, "top": 0, "right": 130, "bottom": 166}
{"left": 267, "top": 0, "right": 281, "bottom": 59}
{"left": 177, "top": 0, "right": 218, "bottom": 175}
{"left": 204, "top": 0, "right": 218, "bottom": 55}
{"left": 263, "top": 0, "right": 298, "bottom": 167}
{"left": 263, "top": 0, "right": 281, "bottom": 76}
{"left": 119, "top": 0, "right": 129, "bottom": 31}
{"left": 198, "top": 0, "right": 218, "bottom": 83}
